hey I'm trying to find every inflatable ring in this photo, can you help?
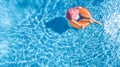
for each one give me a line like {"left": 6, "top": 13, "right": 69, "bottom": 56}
{"left": 68, "top": 7, "right": 91, "bottom": 29}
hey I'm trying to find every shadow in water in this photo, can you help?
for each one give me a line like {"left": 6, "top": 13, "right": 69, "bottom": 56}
{"left": 45, "top": 17, "right": 70, "bottom": 34}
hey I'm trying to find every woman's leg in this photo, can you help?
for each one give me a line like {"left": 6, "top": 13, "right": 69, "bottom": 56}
{"left": 80, "top": 16, "right": 102, "bottom": 25}
{"left": 80, "top": 14, "right": 90, "bottom": 19}
{"left": 90, "top": 18, "right": 102, "bottom": 25}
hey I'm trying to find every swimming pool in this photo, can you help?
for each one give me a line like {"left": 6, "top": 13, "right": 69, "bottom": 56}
{"left": 0, "top": 0, "right": 120, "bottom": 67}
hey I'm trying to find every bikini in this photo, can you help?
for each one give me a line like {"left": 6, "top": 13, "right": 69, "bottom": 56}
{"left": 77, "top": 14, "right": 82, "bottom": 21}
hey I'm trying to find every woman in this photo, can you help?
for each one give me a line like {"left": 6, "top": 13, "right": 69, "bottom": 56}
{"left": 66, "top": 7, "right": 102, "bottom": 28}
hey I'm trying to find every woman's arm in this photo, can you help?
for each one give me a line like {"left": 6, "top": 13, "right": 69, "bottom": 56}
{"left": 71, "top": 20, "right": 82, "bottom": 27}
{"left": 71, "top": 20, "right": 85, "bottom": 28}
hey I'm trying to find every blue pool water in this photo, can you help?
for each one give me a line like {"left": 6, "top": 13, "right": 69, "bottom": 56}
{"left": 0, "top": 0, "right": 120, "bottom": 67}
